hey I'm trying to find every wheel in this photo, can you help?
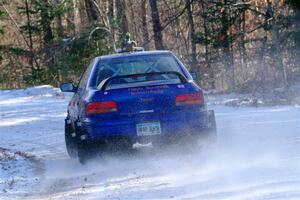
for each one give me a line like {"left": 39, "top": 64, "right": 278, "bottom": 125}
{"left": 65, "top": 119, "right": 78, "bottom": 158}
{"left": 78, "top": 141, "right": 100, "bottom": 165}
{"left": 197, "top": 110, "right": 217, "bottom": 147}
{"left": 206, "top": 110, "right": 217, "bottom": 142}
{"left": 77, "top": 141, "right": 92, "bottom": 165}
{"left": 180, "top": 111, "right": 217, "bottom": 149}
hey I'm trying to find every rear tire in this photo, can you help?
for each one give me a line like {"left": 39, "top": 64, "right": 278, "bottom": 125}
{"left": 65, "top": 120, "right": 78, "bottom": 158}
{"left": 181, "top": 110, "right": 217, "bottom": 149}
{"left": 197, "top": 110, "right": 217, "bottom": 147}
{"left": 78, "top": 141, "right": 93, "bottom": 165}
{"left": 78, "top": 140, "right": 106, "bottom": 165}
{"left": 206, "top": 110, "right": 217, "bottom": 142}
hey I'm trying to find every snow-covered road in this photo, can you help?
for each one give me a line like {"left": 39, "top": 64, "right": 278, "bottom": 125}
{"left": 0, "top": 86, "right": 299, "bottom": 199}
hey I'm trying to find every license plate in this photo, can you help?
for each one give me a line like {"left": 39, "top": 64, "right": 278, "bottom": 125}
{"left": 136, "top": 122, "right": 161, "bottom": 136}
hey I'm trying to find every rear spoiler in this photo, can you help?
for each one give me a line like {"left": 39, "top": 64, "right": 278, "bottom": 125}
{"left": 98, "top": 71, "right": 188, "bottom": 91}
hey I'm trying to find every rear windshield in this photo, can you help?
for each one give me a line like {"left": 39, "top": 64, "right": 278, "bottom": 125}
{"left": 93, "top": 54, "right": 184, "bottom": 89}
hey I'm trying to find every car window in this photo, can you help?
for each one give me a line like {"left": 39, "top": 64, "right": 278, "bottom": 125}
{"left": 78, "top": 60, "right": 95, "bottom": 90}
{"left": 94, "top": 54, "right": 183, "bottom": 88}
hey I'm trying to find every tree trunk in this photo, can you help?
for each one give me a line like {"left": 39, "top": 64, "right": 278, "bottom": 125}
{"left": 259, "top": 35, "right": 268, "bottom": 89}
{"left": 200, "top": 0, "right": 214, "bottom": 89}
{"left": 66, "top": 0, "right": 75, "bottom": 34}
{"left": 107, "top": 0, "right": 115, "bottom": 41}
{"left": 77, "top": 0, "right": 88, "bottom": 29}
{"left": 108, "top": 0, "right": 114, "bottom": 20}
{"left": 221, "top": 0, "right": 234, "bottom": 91}
{"left": 40, "top": 1, "right": 53, "bottom": 45}
{"left": 240, "top": 6, "right": 247, "bottom": 68}
{"left": 141, "top": 0, "right": 149, "bottom": 49}
{"left": 149, "top": 0, "right": 164, "bottom": 50}
{"left": 84, "top": 0, "right": 100, "bottom": 22}
{"left": 128, "top": 0, "right": 138, "bottom": 39}
{"left": 294, "top": 7, "right": 300, "bottom": 72}
{"left": 186, "top": 0, "right": 197, "bottom": 71}
{"left": 25, "top": 0, "right": 34, "bottom": 71}
{"left": 267, "top": 0, "right": 288, "bottom": 88}
{"left": 116, "top": 0, "right": 129, "bottom": 37}
{"left": 55, "top": 0, "right": 64, "bottom": 38}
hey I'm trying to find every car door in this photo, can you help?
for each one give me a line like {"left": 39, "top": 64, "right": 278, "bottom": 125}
{"left": 71, "top": 60, "right": 95, "bottom": 121}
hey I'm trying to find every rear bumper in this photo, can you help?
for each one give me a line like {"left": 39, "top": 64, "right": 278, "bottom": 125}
{"left": 81, "top": 110, "right": 214, "bottom": 142}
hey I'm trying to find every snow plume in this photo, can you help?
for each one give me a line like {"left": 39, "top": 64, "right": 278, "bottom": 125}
{"left": 30, "top": 106, "right": 300, "bottom": 200}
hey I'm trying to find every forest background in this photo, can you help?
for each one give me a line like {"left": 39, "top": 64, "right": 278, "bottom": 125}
{"left": 0, "top": 0, "right": 299, "bottom": 93}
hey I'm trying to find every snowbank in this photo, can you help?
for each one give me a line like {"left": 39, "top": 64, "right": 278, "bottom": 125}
{"left": 0, "top": 85, "right": 72, "bottom": 99}
{"left": 205, "top": 83, "right": 300, "bottom": 107}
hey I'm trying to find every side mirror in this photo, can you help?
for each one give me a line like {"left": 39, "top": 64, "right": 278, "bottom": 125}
{"left": 60, "top": 82, "right": 76, "bottom": 92}
{"left": 190, "top": 71, "right": 198, "bottom": 80}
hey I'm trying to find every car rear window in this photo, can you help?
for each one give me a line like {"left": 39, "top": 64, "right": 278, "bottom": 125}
{"left": 93, "top": 54, "right": 184, "bottom": 89}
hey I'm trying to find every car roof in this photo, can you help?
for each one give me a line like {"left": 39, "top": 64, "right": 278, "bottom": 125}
{"left": 97, "top": 50, "right": 173, "bottom": 61}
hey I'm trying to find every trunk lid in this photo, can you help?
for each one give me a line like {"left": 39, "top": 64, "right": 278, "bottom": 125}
{"left": 91, "top": 83, "right": 200, "bottom": 117}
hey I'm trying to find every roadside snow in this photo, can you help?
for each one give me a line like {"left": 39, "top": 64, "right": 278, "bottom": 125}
{"left": 0, "top": 85, "right": 299, "bottom": 199}
{"left": 0, "top": 85, "right": 62, "bottom": 98}
{"left": 0, "top": 85, "right": 70, "bottom": 198}
{"left": 0, "top": 147, "right": 39, "bottom": 195}
{"left": 205, "top": 82, "right": 300, "bottom": 106}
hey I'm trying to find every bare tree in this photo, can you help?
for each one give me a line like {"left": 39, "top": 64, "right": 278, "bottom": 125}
{"left": 116, "top": 0, "right": 129, "bottom": 37}
{"left": 25, "top": 0, "right": 34, "bottom": 71}
{"left": 221, "top": 0, "right": 234, "bottom": 91}
{"left": 107, "top": 0, "right": 115, "bottom": 41}
{"left": 40, "top": 1, "right": 53, "bottom": 44}
{"left": 66, "top": 0, "right": 76, "bottom": 34}
{"left": 186, "top": 0, "right": 197, "bottom": 71}
{"left": 54, "top": 0, "right": 64, "bottom": 37}
{"left": 141, "top": 0, "right": 149, "bottom": 49}
{"left": 84, "top": 0, "right": 100, "bottom": 21}
{"left": 149, "top": 0, "right": 164, "bottom": 50}
{"left": 199, "top": 0, "right": 214, "bottom": 89}
{"left": 267, "top": 0, "right": 288, "bottom": 88}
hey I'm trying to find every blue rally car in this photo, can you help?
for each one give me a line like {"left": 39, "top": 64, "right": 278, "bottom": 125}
{"left": 60, "top": 49, "right": 216, "bottom": 164}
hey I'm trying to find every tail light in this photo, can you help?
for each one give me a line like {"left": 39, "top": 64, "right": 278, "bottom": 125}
{"left": 176, "top": 93, "right": 204, "bottom": 106}
{"left": 86, "top": 101, "right": 117, "bottom": 114}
